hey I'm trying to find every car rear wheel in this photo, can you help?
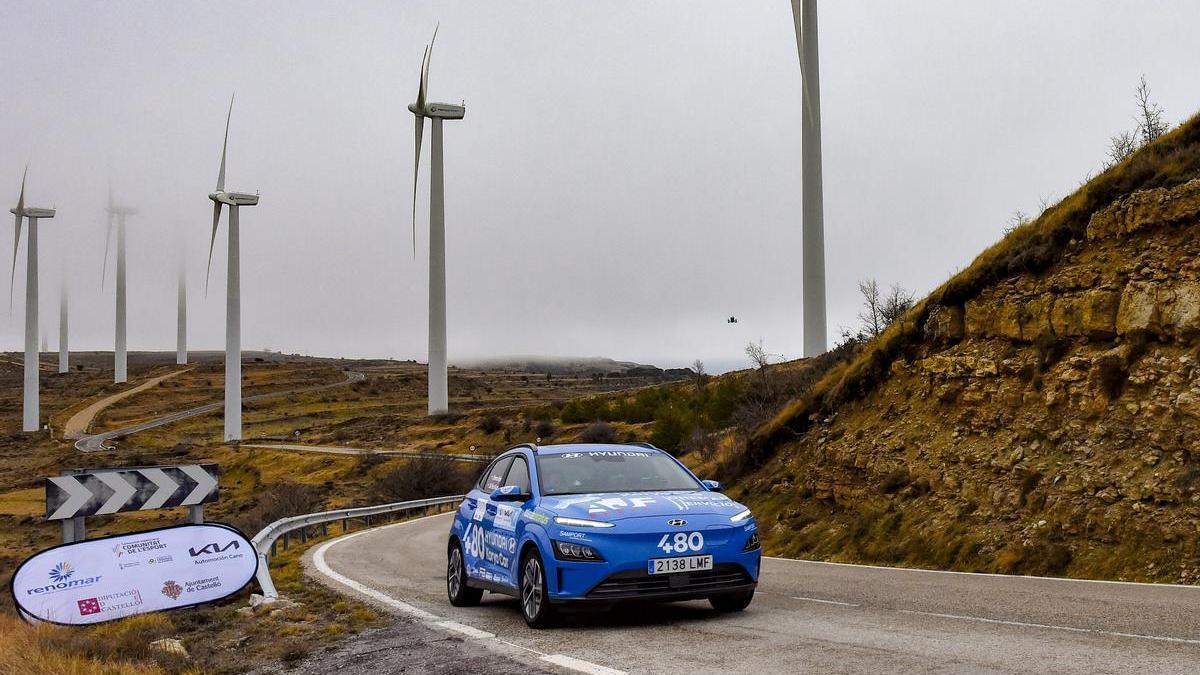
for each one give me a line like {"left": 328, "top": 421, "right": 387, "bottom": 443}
{"left": 709, "top": 589, "right": 754, "bottom": 613}
{"left": 447, "top": 543, "right": 483, "bottom": 607}
{"left": 519, "top": 549, "right": 556, "bottom": 628}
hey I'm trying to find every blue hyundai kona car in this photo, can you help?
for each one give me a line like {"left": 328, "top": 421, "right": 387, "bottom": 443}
{"left": 446, "top": 442, "right": 760, "bottom": 627}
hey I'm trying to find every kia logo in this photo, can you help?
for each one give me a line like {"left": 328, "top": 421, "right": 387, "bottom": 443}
{"left": 189, "top": 541, "right": 240, "bottom": 557}
{"left": 667, "top": 519, "right": 687, "bottom": 526}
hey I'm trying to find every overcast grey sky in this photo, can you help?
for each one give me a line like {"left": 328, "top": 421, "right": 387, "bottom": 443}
{"left": 2, "top": 1, "right": 1198, "bottom": 373}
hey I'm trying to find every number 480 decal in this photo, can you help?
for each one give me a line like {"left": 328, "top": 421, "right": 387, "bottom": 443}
{"left": 657, "top": 531, "right": 704, "bottom": 554}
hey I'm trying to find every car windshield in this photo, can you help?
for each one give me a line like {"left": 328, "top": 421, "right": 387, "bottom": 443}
{"left": 537, "top": 450, "right": 702, "bottom": 496}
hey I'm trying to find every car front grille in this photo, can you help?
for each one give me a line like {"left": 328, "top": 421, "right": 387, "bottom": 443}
{"left": 586, "top": 563, "right": 753, "bottom": 599}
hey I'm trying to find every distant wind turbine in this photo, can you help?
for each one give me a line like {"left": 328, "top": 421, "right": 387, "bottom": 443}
{"left": 790, "top": 0, "right": 827, "bottom": 357}
{"left": 103, "top": 185, "right": 137, "bottom": 383}
{"left": 58, "top": 265, "right": 68, "bottom": 374}
{"left": 177, "top": 226, "right": 187, "bottom": 365}
{"left": 9, "top": 167, "right": 56, "bottom": 432}
{"left": 207, "top": 94, "right": 260, "bottom": 442}
{"left": 409, "top": 26, "right": 465, "bottom": 415}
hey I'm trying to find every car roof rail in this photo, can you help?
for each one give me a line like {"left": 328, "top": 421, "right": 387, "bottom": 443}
{"left": 504, "top": 442, "right": 539, "bottom": 454}
{"left": 627, "top": 441, "right": 659, "bottom": 451}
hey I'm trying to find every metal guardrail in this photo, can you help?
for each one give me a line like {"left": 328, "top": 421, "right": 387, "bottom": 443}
{"left": 251, "top": 494, "right": 464, "bottom": 599}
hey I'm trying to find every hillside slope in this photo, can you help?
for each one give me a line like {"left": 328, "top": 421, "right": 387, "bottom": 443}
{"left": 730, "top": 114, "right": 1200, "bottom": 583}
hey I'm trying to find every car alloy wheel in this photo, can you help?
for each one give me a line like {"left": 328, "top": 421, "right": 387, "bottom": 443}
{"left": 448, "top": 547, "right": 463, "bottom": 597}
{"left": 522, "top": 556, "right": 543, "bottom": 620}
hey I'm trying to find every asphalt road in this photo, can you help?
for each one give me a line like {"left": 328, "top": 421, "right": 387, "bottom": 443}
{"left": 75, "top": 370, "right": 365, "bottom": 451}
{"left": 241, "top": 443, "right": 490, "bottom": 463}
{"left": 310, "top": 511, "right": 1200, "bottom": 675}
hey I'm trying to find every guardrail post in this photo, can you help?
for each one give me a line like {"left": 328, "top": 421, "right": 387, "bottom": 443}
{"left": 365, "top": 514, "right": 371, "bottom": 527}
{"left": 300, "top": 527, "right": 308, "bottom": 544}
{"left": 270, "top": 540, "right": 276, "bottom": 556}
{"left": 342, "top": 518, "right": 348, "bottom": 532}
{"left": 321, "top": 523, "right": 327, "bottom": 537}
{"left": 282, "top": 532, "right": 289, "bottom": 551}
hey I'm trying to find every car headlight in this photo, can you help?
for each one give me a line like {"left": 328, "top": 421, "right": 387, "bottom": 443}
{"left": 743, "top": 530, "right": 761, "bottom": 551}
{"left": 730, "top": 509, "right": 753, "bottom": 523}
{"left": 553, "top": 540, "right": 605, "bottom": 562}
{"left": 554, "top": 516, "right": 615, "bottom": 528}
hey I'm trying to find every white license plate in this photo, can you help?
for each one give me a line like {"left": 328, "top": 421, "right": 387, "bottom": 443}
{"left": 647, "top": 554, "right": 713, "bottom": 575}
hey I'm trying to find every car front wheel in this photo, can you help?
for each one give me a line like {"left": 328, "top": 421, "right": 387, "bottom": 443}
{"left": 519, "top": 549, "right": 556, "bottom": 628}
{"left": 447, "top": 543, "right": 483, "bottom": 607}
{"left": 709, "top": 589, "right": 754, "bottom": 613}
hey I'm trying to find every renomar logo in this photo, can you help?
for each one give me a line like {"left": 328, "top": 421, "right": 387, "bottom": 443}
{"left": 48, "top": 562, "right": 74, "bottom": 582}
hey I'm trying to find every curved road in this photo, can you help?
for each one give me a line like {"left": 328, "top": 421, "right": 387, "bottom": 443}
{"left": 76, "top": 370, "right": 365, "bottom": 451}
{"left": 63, "top": 368, "right": 192, "bottom": 439}
{"left": 310, "top": 512, "right": 1200, "bottom": 675}
{"left": 241, "top": 443, "right": 489, "bottom": 463}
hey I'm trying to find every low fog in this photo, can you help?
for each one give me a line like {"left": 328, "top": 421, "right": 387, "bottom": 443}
{"left": 2, "top": 1, "right": 1198, "bottom": 373}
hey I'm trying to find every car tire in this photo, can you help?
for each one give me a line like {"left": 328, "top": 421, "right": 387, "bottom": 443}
{"left": 447, "top": 542, "right": 483, "bottom": 607}
{"left": 519, "top": 549, "right": 556, "bottom": 628}
{"left": 709, "top": 589, "right": 754, "bottom": 613}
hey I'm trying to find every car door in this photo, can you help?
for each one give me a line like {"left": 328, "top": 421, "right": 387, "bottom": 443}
{"left": 489, "top": 454, "right": 532, "bottom": 587}
{"left": 462, "top": 456, "right": 512, "bottom": 584}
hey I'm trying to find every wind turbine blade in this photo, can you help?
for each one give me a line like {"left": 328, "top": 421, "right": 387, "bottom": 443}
{"left": 10, "top": 166, "right": 26, "bottom": 309}
{"left": 217, "top": 94, "right": 234, "bottom": 192}
{"left": 411, "top": 114, "right": 424, "bottom": 258}
{"left": 17, "top": 165, "right": 26, "bottom": 213}
{"left": 9, "top": 212, "right": 21, "bottom": 310}
{"left": 419, "top": 24, "right": 438, "bottom": 109}
{"left": 101, "top": 212, "right": 114, "bottom": 288}
{"left": 205, "top": 201, "right": 222, "bottom": 295}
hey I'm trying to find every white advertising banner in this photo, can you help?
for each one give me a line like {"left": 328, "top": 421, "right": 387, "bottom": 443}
{"left": 10, "top": 523, "right": 257, "bottom": 625}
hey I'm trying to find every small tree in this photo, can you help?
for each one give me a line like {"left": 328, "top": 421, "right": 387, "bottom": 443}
{"left": 856, "top": 279, "right": 914, "bottom": 340}
{"left": 1135, "top": 75, "right": 1168, "bottom": 146}
{"left": 745, "top": 339, "right": 771, "bottom": 376}
{"left": 880, "top": 283, "right": 915, "bottom": 326}
{"left": 1106, "top": 129, "right": 1138, "bottom": 167}
{"left": 857, "top": 280, "right": 884, "bottom": 339}
{"left": 692, "top": 359, "right": 707, "bottom": 393}
{"left": 1004, "top": 210, "right": 1030, "bottom": 235}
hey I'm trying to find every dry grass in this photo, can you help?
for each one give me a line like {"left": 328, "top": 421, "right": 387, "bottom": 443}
{"left": 0, "top": 613, "right": 169, "bottom": 675}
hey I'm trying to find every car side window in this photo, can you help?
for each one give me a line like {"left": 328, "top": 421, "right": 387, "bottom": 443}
{"left": 503, "top": 456, "right": 531, "bottom": 494}
{"left": 480, "top": 457, "right": 513, "bottom": 492}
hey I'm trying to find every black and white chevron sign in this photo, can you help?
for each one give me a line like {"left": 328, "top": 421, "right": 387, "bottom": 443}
{"left": 45, "top": 464, "right": 219, "bottom": 521}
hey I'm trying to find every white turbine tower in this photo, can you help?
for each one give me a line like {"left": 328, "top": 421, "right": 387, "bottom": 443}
{"left": 176, "top": 226, "right": 187, "bottom": 365}
{"left": 791, "top": 0, "right": 827, "bottom": 357}
{"left": 103, "top": 186, "right": 137, "bottom": 383}
{"left": 58, "top": 259, "right": 68, "bottom": 374}
{"left": 207, "top": 95, "right": 259, "bottom": 442}
{"left": 9, "top": 167, "right": 56, "bottom": 432}
{"left": 409, "top": 26, "right": 465, "bottom": 415}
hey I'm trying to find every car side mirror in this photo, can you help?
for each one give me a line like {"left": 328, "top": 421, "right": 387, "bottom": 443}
{"left": 490, "top": 485, "right": 530, "bottom": 501}
{"left": 701, "top": 479, "right": 722, "bottom": 492}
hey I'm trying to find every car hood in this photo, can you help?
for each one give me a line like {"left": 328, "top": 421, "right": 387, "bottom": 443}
{"left": 539, "top": 490, "right": 748, "bottom": 522}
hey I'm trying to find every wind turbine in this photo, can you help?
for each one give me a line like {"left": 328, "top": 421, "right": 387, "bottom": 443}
{"left": 409, "top": 26, "right": 465, "bottom": 415}
{"left": 103, "top": 186, "right": 137, "bottom": 383}
{"left": 207, "top": 94, "right": 259, "bottom": 442}
{"left": 9, "top": 167, "right": 56, "bottom": 432}
{"left": 790, "top": 0, "right": 827, "bottom": 357}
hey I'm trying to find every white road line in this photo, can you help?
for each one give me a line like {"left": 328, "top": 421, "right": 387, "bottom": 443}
{"left": 791, "top": 596, "right": 860, "bottom": 607}
{"left": 764, "top": 555, "right": 1200, "bottom": 590}
{"left": 435, "top": 620, "right": 495, "bottom": 639}
{"left": 310, "top": 516, "right": 627, "bottom": 675}
{"left": 541, "top": 654, "right": 627, "bottom": 675}
{"left": 896, "top": 609, "right": 1200, "bottom": 646}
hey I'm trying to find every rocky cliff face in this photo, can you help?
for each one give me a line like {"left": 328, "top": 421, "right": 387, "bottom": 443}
{"left": 740, "top": 179, "right": 1200, "bottom": 583}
